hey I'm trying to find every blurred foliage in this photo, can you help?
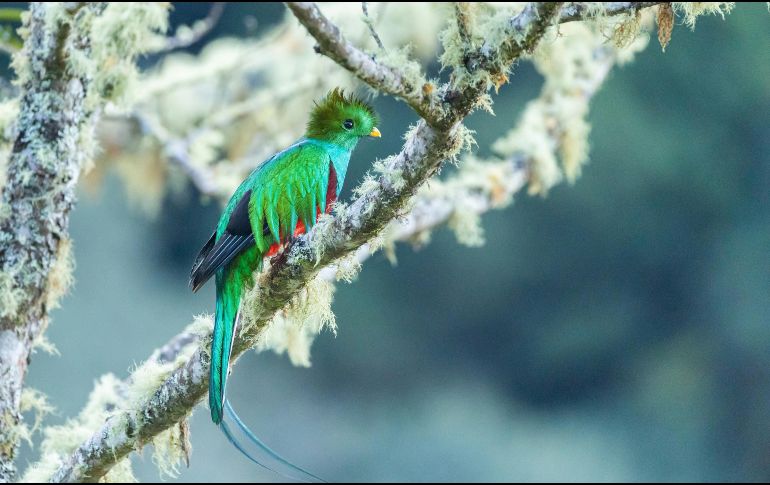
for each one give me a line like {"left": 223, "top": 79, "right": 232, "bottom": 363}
{"left": 0, "top": 8, "right": 23, "bottom": 53}
{"left": 7, "top": 2, "right": 769, "bottom": 482}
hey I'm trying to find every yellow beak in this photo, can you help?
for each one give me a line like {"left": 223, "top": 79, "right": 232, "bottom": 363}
{"left": 369, "top": 127, "right": 381, "bottom": 138}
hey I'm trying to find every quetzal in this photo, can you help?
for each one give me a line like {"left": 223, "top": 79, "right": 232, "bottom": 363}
{"left": 189, "top": 88, "right": 380, "bottom": 480}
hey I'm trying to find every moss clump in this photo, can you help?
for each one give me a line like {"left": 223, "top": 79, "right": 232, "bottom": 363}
{"left": 673, "top": 2, "right": 735, "bottom": 29}
{"left": 256, "top": 275, "right": 337, "bottom": 368}
{"left": 448, "top": 203, "right": 485, "bottom": 248}
{"left": 20, "top": 374, "right": 124, "bottom": 483}
{"left": 151, "top": 420, "right": 191, "bottom": 480}
{"left": 45, "top": 238, "right": 74, "bottom": 311}
{"left": 87, "top": 3, "right": 169, "bottom": 107}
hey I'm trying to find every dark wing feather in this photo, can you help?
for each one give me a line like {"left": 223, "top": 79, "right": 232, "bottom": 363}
{"left": 189, "top": 231, "right": 216, "bottom": 289}
{"left": 225, "top": 189, "right": 253, "bottom": 236}
{"left": 190, "top": 232, "right": 255, "bottom": 292}
{"left": 190, "top": 190, "right": 258, "bottom": 292}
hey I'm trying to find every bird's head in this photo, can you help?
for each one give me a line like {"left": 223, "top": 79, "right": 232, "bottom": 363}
{"left": 306, "top": 88, "right": 380, "bottom": 148}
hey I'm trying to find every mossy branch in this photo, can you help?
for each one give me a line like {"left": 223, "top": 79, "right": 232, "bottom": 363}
{"left": 0, "top": 4, "right": 99, "bottom": 480}
{"left": 0, "top": 3, "right": 168, "bottom": 481}
{"left": 319, "top": 30, "right": 624, "bottom": 280}
{"left": 47, "top": 118, "right": 462, "bottom": 483}
{"left": 559, "top": 2, "right": 664, "bottom": 22}
{"left": 38, "top": 3, "right": 674, "bottom": 483}
{"left": 285, "top": 2, "right": 443, "bottom": 124}
{"left": 19, "top": 1, "right": 732, "bottom": 482}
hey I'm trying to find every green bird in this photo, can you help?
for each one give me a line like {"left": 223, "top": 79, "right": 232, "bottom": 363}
{"left": 189, "top": 88, "right": 380, "bottom": 480}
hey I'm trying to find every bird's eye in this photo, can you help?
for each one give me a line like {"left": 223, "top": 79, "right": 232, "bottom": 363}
{"left": 343, "top": 119, "right": 354, "bottom": 130}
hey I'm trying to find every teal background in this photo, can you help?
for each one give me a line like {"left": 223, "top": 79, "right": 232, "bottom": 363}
{"left": 7, "top": 3, "right": 770, "bottom": 482}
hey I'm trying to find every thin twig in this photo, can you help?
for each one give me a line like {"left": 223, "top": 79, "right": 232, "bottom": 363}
{"left": 286, "top": 2, "right": 442, "bottom": 124}
{"left": 156, "top": 2, "right": 226, "bottom": 53}
{"left": 559, "top": 2, "right": 663, "bottom": 22}
{"left": 361, "top": 2, "right": 384, "bottom": 50}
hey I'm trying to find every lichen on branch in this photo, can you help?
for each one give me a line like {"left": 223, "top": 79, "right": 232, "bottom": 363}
{"left": 0, "top": 2, "right": 168, "bottom": 481}
{"left": 9, "top": 2, "right": 739, "bottom": 483}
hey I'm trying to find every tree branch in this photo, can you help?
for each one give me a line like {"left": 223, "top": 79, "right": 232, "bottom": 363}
{"left": 443, "top": 2, "right": 564, "bottom": 123}
{"left": 361, "top": 2, "right": 384, "bottom": 51}
{"left": 0, "top": 3, "right": 169, "bottom": 481}
{"left": 0, "top": 4, "right": 99, "bottom": 480}
{"left": 130, "top": 111, "right": 222, "bottom": 198}
{"left": 442, "top": 2, "right": 667, "bottom": 123}
{"left": 285, "top": 2, "right": 442, "bottom": 124}
{"left": 50, "top": 119, "right": 463, "bottom": 483}
{"left": 320, "top": 36, "right": 621, "bottom": 280}
{"left": 154, "top": 2, "right": 226, "bottom": 53}
{"left": 43, "top": 2, "right": 667, "bottom": 482}
{"left": 559, "top": 2, "right": 663, "bottom": 22}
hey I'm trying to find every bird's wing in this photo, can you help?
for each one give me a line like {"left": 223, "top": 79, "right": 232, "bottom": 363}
{"left": 189, "top": 188, "right": 261, "bottom": 292}
{"left": 190, "top": 141, "right": 336, "bottom": 292}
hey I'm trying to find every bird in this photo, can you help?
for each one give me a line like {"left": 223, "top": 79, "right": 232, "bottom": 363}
{"left": 189, "top": 88, "right": 380, "bottom": 481}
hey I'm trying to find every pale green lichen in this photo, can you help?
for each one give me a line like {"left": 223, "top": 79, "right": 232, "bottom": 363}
{"left": 407, "top": 227, "right": 433, "bottom": 250}
{"left": 611, "top": 10, "right": 643, "bottom": 48}
{"left": 453, "top": 124, "right": 478, "bottom": 163}
{"left": 366, "top": 233, "right": 386, "bottom": 255}
{"left": 125, "top": 360, "right": 173, "bottom": 408}
{"left": 188, "top": 313, "right": 215, "bottom": 340}
{"left": 45, "top": 238, "right": 75, "bottom": 311}
{"left": 493, "top": 100, "right": 561, "bottom": 195}
{"left": 20, "top": 388, "right": 54, "bottom": 436}
{"left": 334, "top": 252, "right": 363, "bottom": 283}
{"left": 491, "top": 19, "right": 651, "bottom": 195}
{"left": 448, "top": 203, "right": 485, "bottom": 248}
{"left": 125, "top": 338, "right": 198, "bottom": 409}
{"left": 151, "top": 420, "right": 191, "bottom": 480}
{"left": 13, "top": 387, "right": 53, "bottom": 452}
{"left": 376, "top": 45, "right": 428, "bottom": 98}
{"left": 352, "top": 173, "right": 381, "bottom": 200}
{"left": 560, "top": 115, "right": 590, "bottom": 182}
{"left": 22, "top": 313, "right": 201, "bottom": 482}
{"left": 0, "top": 98, "right": 18, "bottom": 137}
{"left": 383, "top": 239, "right": 398, "bottom": 265}
{"left": 188, "top": 129, "right": 225, "bottom": 172}
{"left": 0, "top": 267, "right": 25, "bottom": 319}
{"left": 31, "top": 332, "right": 59, "bottom": 356}
{"left": 21, "top": 374, "right": 124, "bottom": 483}
{"left": 256, "top": 275, "right": 337, "bottom": 367}
{"left": 382, "top": 236, "right": 398, "bottom": 266}
{"left": 87, "top": 3, "right": 169, "bottom": 107}
{"left": 240, "top": 276, "right": 265, "bottom": 334}
{"left": 439, "top": 3, "right": 528, "bottom": 90}
{"left": 672, "top": 2, "right": 735, "bottom": 29}
{"left": 103, "top": 458, "right": 137, "bottom": 483}
{"left": 373, "top": 158, "right": 406, "bottom": 191}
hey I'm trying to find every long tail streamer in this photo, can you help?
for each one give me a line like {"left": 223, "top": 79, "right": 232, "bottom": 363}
{"left": 220, "top": 399, "right": 327, "bottom": 483}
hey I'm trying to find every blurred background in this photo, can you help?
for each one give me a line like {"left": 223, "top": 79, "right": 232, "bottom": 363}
{"left": 7, "top": 2, "right": 770, "bottom": 482}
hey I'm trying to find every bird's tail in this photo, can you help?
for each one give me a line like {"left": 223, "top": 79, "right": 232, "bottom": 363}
{"left": 210, "top": 275, "right": 239, "bottom": 424}
{"left": 210, "top": 273, "right": 325, "bottom": 482}
{"left": 220, "top": 400, "right": 326, "bottom": 483}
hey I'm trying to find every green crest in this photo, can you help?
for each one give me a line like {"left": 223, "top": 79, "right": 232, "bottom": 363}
{"left": 306, "top": 88, "right": 379, "bottom": 142}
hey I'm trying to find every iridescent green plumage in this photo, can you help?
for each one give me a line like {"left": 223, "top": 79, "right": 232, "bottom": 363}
{"left": 189, "top": 88, "right": 379, "bottom": 479}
